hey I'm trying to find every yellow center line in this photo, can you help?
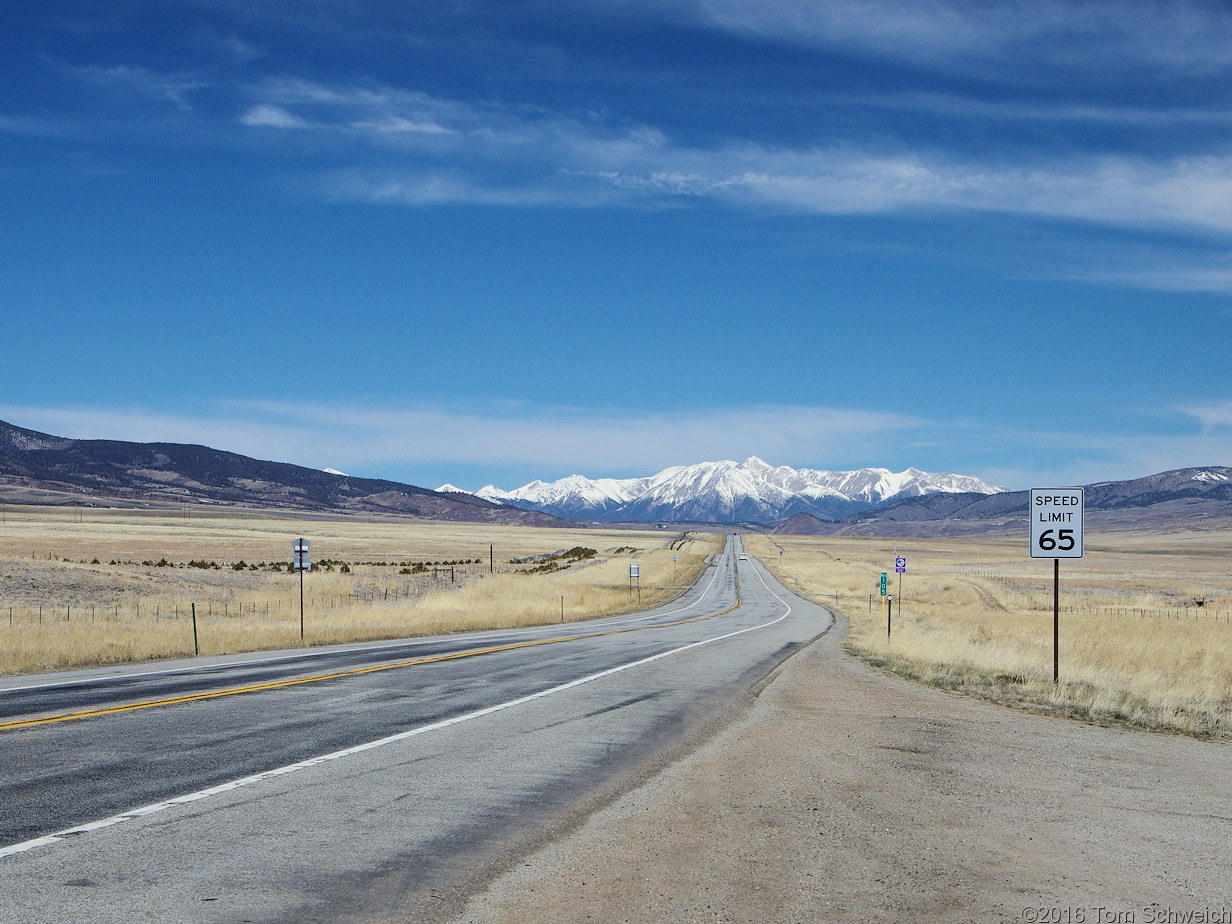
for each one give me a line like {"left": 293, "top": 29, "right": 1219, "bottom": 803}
{"left": 0, "top": 597, "right": 743, "bottom": 733}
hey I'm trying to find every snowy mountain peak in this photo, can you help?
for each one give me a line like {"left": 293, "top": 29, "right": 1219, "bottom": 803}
{"left": 467, "top": 459, "right": 1002, "bottom": 524}
{"left": 1192, "top": 470, "right": 1230, "bottom": 483}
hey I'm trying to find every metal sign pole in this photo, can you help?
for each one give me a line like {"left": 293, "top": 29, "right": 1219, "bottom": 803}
{"left": 1054, "top": 558, "right": 1060, "bottom": 685}
{"left": 293, "top": 538, "right": 311, "bottom": 641}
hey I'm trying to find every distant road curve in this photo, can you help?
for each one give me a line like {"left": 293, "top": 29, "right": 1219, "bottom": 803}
{"left": 0, "top": 536, "right": 833, "bottom": 923}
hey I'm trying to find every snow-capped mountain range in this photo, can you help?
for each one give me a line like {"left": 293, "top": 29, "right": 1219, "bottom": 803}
{"left": 440, "top": 457, "right": 1003, "bottom": 524}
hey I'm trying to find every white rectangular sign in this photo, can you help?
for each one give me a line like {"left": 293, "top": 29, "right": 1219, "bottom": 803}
{"left": 629, "top": 563, "right": 640, "bottom": 579}
{"left": 1030, "top": 488, "right": 1084, "bottom": 558}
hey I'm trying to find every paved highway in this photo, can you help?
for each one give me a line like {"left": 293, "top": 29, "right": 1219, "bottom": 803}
{"left": 0, "top": 537, "right": 832, "bottom": 922}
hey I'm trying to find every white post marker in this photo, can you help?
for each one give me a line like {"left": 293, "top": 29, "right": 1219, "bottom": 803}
{"left": 1030, "top": 489, "right": 1084, "bottom": 684}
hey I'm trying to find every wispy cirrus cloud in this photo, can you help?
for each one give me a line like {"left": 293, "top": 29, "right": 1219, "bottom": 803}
{"left": 1181, "top": 400, "right": 1232, "bottom": 430}
{"left": 0, "top": 400, "right": 918, "bottom": 482}
{"left": 240, "top": 104, "right": 309, "bottom": 129}
{"left": 686, "top": 0, "right": 1232, "bottom": 73}
{"left": 73, "top": 64, "right": 209, "bottom": 112}
{"left": 240, "top": 81, "right": 1232, "bottom": 237}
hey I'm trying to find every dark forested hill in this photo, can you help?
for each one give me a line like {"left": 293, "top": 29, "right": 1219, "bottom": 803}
{"left": 0, "top": 419, "right": 561, "bottom": 524}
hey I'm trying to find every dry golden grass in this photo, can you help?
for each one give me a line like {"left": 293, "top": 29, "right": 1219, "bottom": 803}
{"left": 0, "top": 507, "right": 720, "bottom": 675}
{"left": 743, "top": 531, "right": 1232, "bottom": 738}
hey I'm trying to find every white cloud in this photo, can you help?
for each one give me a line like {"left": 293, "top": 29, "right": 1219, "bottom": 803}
{"left": 0, "top": 401, "right": 916, "bottom": 482}
{"left": 76, "top": 64, "right": 207, "bottom": 111}
{"left": 1075, "top": 262, "right": 1232, "bottom": 294}
{"left": 236, "top": 77, "right": 1232, "bottom": 239}
{"left": 689, "top": 0, "right": 1232, "bottom": 73}
{"left": 1180, "top": 401, "right": 1232, "bottom": 430}
{"left": 350, "top": 116, "right": 452, "bottom": 136}
{"left": 241, "top": 104, "right": 309, "bottom": 129}
{"left": 224, "top": 400, "right": 920, "bottom": 476}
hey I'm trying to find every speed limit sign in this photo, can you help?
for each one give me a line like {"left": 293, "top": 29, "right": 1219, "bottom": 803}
{"left": 1030, "top": 488, "right": 1084, "bottom": 558}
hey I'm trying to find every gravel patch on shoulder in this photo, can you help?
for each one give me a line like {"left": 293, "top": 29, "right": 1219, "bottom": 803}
{"left": 454, "top": 617, "right": 1232, "bottom": 923}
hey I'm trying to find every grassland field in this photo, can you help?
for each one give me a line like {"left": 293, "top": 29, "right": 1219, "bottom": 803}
{"left": 7, "top": 506, "right": 1228, "bottom": 740}
{"left": 743, "top": 530, "right": 1232, "bottom": 738}
{"left": 0, "top": 507, "right": 720, "bottom": 675}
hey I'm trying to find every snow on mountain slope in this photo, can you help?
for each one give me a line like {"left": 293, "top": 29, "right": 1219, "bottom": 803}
{"left": 466, "top": 457, "right": 1002, "bottom": 523}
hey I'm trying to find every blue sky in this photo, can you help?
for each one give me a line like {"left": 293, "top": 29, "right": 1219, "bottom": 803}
{"left": 2, "top": 1, "right": 1231, "bottom": 492}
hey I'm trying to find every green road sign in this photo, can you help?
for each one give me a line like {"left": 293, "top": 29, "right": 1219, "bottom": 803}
{"left": 880, "top": 572, "right": 887, "bottom": 595}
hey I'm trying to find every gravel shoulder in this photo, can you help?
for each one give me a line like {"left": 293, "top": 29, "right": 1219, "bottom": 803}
{"left": 455, "top": 615, "right": 1232, "bottom": 924}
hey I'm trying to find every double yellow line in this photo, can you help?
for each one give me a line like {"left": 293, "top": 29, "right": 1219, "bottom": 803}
{"left": 1, "top": 597, "right": 742, "bottom": 733}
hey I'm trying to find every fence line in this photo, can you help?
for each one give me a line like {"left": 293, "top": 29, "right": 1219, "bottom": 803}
{"left": 0, "top": 580, "right": 473, "bottom": 629}
{"left": 1059, "top": 605, "right": 1230, "bottom": 621}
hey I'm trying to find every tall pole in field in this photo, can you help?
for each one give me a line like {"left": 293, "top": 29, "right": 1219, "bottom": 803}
{"left": 293, "top": 538, "right": 311, "bottom": 641}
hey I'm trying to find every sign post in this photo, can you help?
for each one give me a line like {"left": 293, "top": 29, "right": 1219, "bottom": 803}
{"left": 293, "top": 538, "right": 311, "bottom": 640}
{"left": 895, "top": 556, "right": 906, "bottom": 616}
{"left": 880, "top": 572, "right": 888, "bottom": 636}
{"left": 629, "top": 562, "right": 641, "bottom": 604}
{"left": 1029, "top": 489, "right": 1084, "bottom": 684}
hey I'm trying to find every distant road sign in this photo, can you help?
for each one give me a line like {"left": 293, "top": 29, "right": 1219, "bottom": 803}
{"left": 880, "top": 572, "right": 887, "bottom": 595}
{"left": 1030, "top": 489, "right": 1084, "bottom": 558}
{"left": 895, "top": 557, "right": 906, "bottom": 574}
{"left": 293, "top": 537, "right": 312, "bottom": 572}
{"left": 629, "top": 563, "right": 640, "bottom": 579}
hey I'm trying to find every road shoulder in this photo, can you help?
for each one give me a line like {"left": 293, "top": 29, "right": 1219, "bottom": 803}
{"left": 454, "top": 615, "right": 1232, "bottom": 923}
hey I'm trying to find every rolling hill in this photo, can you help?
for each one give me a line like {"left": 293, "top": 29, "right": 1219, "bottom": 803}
{"left": 0, "top": 419, "right": 560, "bottom": 525}
{"left": 769, "top": 467, "right": 1232, "bottom": 536}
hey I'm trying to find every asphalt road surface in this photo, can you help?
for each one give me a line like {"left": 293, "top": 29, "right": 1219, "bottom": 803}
{"left": 0, "top": 536, "right": 833, "bottom": 922}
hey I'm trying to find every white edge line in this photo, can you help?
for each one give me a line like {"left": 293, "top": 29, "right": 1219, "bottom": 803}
{"left": 1, "top": 551, "right": 751, "bottom": 860}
